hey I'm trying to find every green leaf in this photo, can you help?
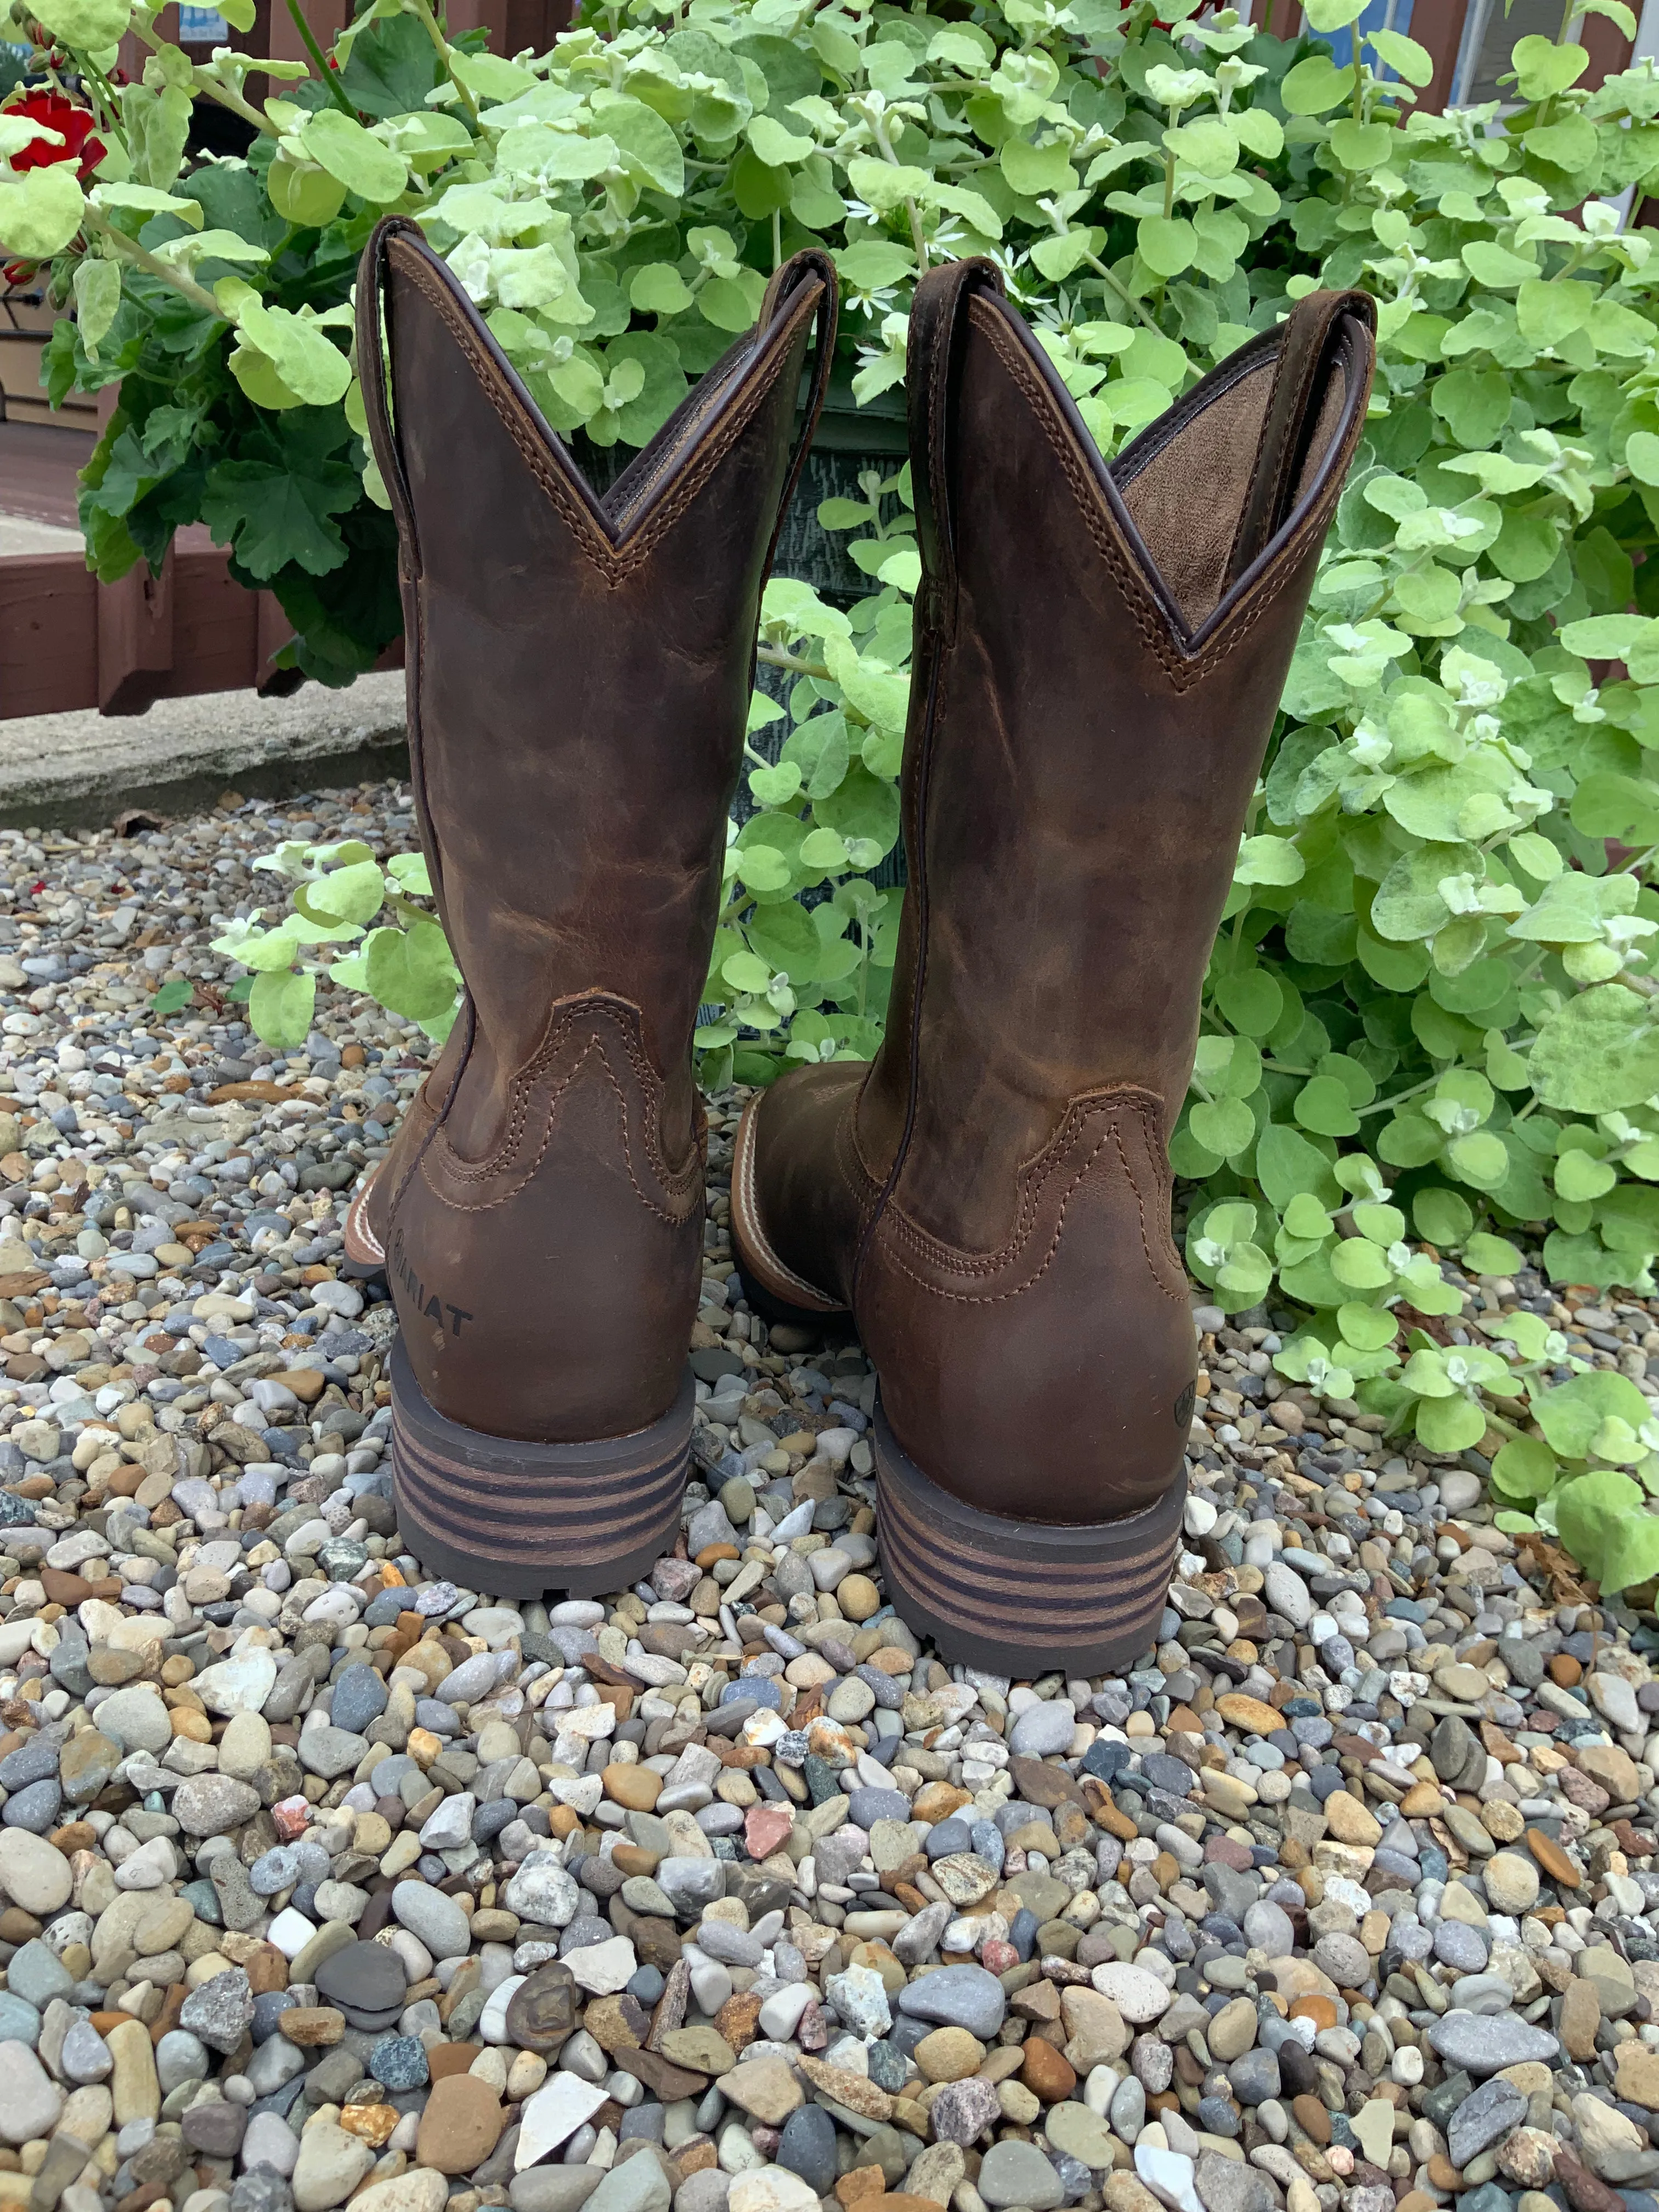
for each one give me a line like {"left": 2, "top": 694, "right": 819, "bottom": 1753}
{"left": 1137, "top": 216, "right": 1194, "bottom": 278}
{"left": 1517, "top": 276, "right": 1596, "bottom": 356}
{"left": 1330, "top": 1237, "right": 1391, "bottom": 1290}
{"left": 1523, "top": 116, "right": 1599, "bottom": 173}
{"left": 1189, "top": 1098, "right": 1255, "bottom": 1159}
{"left": 1446, "top": 1130, "right": 1509, "bottom": 1188}
{"left": 1256, "top": 1121, "right": 1339, "bottom": 1210}
{"left": 387, "top": 854, "right": 431, "bottom": 896}
{"left": 1534, "top": 1373, "right": 1650, "bottom": 1463}
{"left": 1294, "top": 1075, "right": 1360, "bottom": 1138}
{"left": 1531, "top": 985, "right": 1659, "bottom": 1114}
{"left": 1464, "top": 1231, "right": 1525, "bottom": 1277}
{"left": 304, "top": 858, "right": 385, "bottom": 928}
{"left": 746, "top": 897, "right": 819, "bottom": 980}
{"left": 1555, "top": 1466, "right": 1645, "bottom": 1584}
{"left": 600, "top": 96, "right": 685, "bottom": 196}
{"left": 0, "top": 167, "right": 84, "bottom": 261}
{"left": 1234, "top": 834, "right": 1304, "bottom": 887}
{"left": 1413, "top": 1186, "right": 1474, "bottom": 1245}
{"left": 223, "top": 292, "right": 351, "bottom": 409}
{"left": 1000, "top": 137, "right": 1078, "bottom": 198}
{"left": 1212, "top": 969, "right": 1283, "bottom": 1039}
{"left": 1328, "top": 120, "right": 1396, "bottom": 172}
{"left": 1372, "top": 843, "right": 1479, "bottom": 943}
{"left": 1510, "top": 35, "right": 1589, "bottom": 100}
{"left": 1415, "top": 1392, "right": 1487, "bottom": 1454}
{"left": 301, "top": 110, "right": 408, "bottom": 204}
{"left": 31, "top": 0, "right": 129, "bottom": 46}
{"left": 1559, "top": 613, "right": 1650, "bottom": 661}
{"left": 1595, "top": 1508, "right": 1659, "bottom": 1595}
{"left": 721, "top": 950, "right": 773, "bottom": 995}
{"left": 815, "top": 765, "right": 899, "bottom": 857}
{"left": 73, "top": 258, "right": 121, "bottom": 359}
{"left": 149, "top": 979, "right": 193, "bottom": 1017}
{"left": 1338, "top": 1302, "right": 1397, "bottom": 1353}
{"left": 1280, "top": 54, "right": 1354, "bottom": 115}
{"left": 247, "top": 968, "right": 316, "bottom": 1053}
{"left": 751, "top": 114, "right": 814, "bottom": 167}
{"left": 1492, "top": 1436, "right": 1558, "bottom": 1501}
{"left": 1192, "top": 1035, "right": 1262, "bottom": 1101}
{"left": 363, "top": 919, "right": 459, "bottom": 1024}
{"left": 1368, "top": 28, "right": 1434, "bottom": 86}
{"left": 340, "top": 13, "right": 444, "bottom": 117}
{"left": 202, "top": 452, "right": 358, "bottom": 582}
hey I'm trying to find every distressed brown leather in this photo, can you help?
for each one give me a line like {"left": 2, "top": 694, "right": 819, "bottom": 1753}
{"left": 356, "top": 217, "right": 834, "bottom": 1443}
{"left": 742, "top": 264, "right": 1374, "bottom": 1525}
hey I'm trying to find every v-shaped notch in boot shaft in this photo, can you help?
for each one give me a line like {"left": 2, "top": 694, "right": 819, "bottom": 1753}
{"left": 369, "top": 222, "right": 834, "bottom": 580}
{"left": 1114, "top": 285, "right": 1376, "bottom": 636}
{"left": 907, "top": 259, "right": 1372, "bottom": 669}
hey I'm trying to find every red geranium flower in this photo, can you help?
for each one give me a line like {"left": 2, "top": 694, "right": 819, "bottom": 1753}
{"left": 6, "top": 90, "right": 106, "bottom": 182}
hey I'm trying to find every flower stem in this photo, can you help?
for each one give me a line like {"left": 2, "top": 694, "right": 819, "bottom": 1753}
{"left": 407, "top": 0, "right": 479, "bottom": 125}
{"left": 757, "top": 643, "right": 831, "bottom": 680}
{"left": 82, "top": 203, "right": 221, "bottom": 315}
{"left": 1081, "top": 245, "right": 1161, "bottom": 333}
{"left": 284, "top": 0, "right": 356, "bottom": 115}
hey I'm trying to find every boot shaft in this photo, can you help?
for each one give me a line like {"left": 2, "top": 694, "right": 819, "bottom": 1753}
{"left": 861, "top": 266, "right": 1375, "bottom": 1260}
{"left": 359, "top": 221, "right": 835, "bottom": 1092}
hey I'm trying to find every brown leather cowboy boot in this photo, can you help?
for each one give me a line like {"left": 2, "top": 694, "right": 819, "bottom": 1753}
{"left": 345, "top": 216, "right": 835, "bottom": 1597}
{"left": 731, "top": 263, "right": 1374, "bottom": 1674}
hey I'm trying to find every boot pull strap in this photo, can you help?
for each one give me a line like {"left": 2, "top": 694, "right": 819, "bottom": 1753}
{"left": 1224, "top": 286, "right": 1375, "bottom": 590}
{"left": 757, "top": 248, "right": 839, "bottom": 582}
{"left": 906, "top": 256, "right": 1005, "bottom": 635}
{"left": 355, "top": 214, "right": 425, "bottom": 580}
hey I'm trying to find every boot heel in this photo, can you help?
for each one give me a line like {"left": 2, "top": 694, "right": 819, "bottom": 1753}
{"left": 390, "top": 1338, "right": 693, "bottom": 1598}
{"left": 874, "top": 1406, "right": 1187, "bottom": 1677}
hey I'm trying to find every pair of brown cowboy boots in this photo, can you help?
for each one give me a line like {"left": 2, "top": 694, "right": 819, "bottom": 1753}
{"left": 346, "top": 215, "right": 1374, "bottom": 1675}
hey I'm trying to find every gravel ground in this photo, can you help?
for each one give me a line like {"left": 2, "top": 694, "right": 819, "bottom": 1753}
{"left": 0, "top": 780, "right": 1650, "bottom": 2212}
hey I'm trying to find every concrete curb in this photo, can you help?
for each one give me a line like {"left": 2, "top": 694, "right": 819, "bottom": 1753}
{"left": 0, "top": 671, "right": 410, "bottom": 830}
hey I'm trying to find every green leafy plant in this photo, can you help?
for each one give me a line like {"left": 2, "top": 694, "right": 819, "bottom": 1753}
{"left": 15, "top": 0, "right": 1659, "bottom": 1594}
{"left": 207, "top": 838, "right": 459, "bottom": 1049}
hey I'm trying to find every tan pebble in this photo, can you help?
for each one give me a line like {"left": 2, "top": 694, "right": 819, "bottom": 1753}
{"left": 912, "top": 2027, "right": 984, "bottom": 2083}
{"left": 837, "top": 1575, "right": 879, "bottom": 1622}
{"left": 1322, "top": 1791, "right": 1380, "bottom": 1848}
{"left": 602, "top": 1763, "right": 662, "bottom": 1812}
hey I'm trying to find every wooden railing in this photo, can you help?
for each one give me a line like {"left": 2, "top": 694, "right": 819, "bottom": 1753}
{"left": 2, "top": 535, "right": 304, "bottom": 717}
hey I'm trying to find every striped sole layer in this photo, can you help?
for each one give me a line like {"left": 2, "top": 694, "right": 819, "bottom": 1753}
{"left": 390, "top": 1338, "right": 692, "bottom": 1599}
{"left": 876, "top": 1406, "right": 1187, "bottom": 1676}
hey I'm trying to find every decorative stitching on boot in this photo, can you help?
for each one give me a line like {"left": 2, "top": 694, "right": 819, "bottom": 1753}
{"left": 970, "top": 301, "right": 1357, "bottom": 692}
{"left": 1110, "top": 1104, "right": 1187, "bottom": 1309}
{"left": 870, "top": 1086, "right": 1184, "bottom": 1308}
{"left": 422, "top": 994, "right": 700, "bottom": 1225}
{"left": 393, "top": 246, "right": 819, "bottom": 589}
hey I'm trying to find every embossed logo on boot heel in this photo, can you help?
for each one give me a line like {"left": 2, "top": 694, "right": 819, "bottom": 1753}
{"left": 390, "top": 1227, "right": 474, "bottom": 1342}
{"left": 1173, "top": 1380, "right": 1195, "bottom": 1428}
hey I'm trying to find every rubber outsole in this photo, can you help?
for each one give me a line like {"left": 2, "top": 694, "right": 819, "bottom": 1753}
{"left": 874, "top": 1406, "right": 1187, "bottom": 1676}
{"left": 390, "top": 1337, "right": 693, "bottom": 1599}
